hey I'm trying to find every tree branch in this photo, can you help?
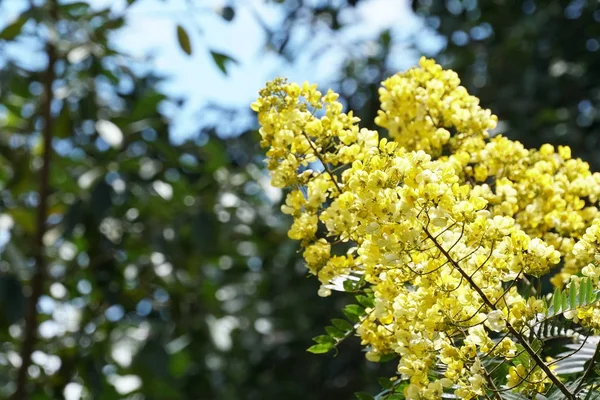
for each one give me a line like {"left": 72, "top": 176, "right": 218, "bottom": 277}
{"left": 13, "top": 1, "right": 58, "bottom": 398}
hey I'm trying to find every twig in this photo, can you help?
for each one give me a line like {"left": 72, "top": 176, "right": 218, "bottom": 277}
{"left": 300, "top": 131, "right": 342, "bottom": 194}
{"left": 13, "top": 1, "right": 57, "bottom": 398}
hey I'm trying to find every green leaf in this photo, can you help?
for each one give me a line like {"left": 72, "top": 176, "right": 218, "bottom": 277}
{"left": 0, "top": 16, "right": 28, "bottom": 41}
{"left": 312, "top": 335, "right": 334, "bottom": 345}
{"left": 513, "top": 344, "right": 530, "bottom": 368}
{"left": 561, "top": 290, "right": 568, "bottom": 312}
{"left": 177, "top": 25, "right": 192, "bottom": 55}
{"left": 325, "top": 326, "right": 344, "bottom": 339}
{"left": 586, "top": 278, "right": 596, "bottom": 303}
{"left": 343, "top": 278, "right": 358, "bottom": 292}
{"left": 579, "top": 279, "right": 587, "bottom": 305}
{"left": 531, "top": 338, "right": 542, "bottom": 353}
{"left": 355, "top": 392, "right": 374, "bottom": 400}
{"left": 343, "top": 304, "right": 365, "bottom": 323}
{"left": 307, "top": 343, "right": 333, "bottom": 354}
{"left": 62, "top": 2, "right": 91, "bottom": 17}
{"left": 379, "top": 353, "right": 397, "bottom": 362}
{"left": 169, "top": 351, "right": 191, "bottom": 378}
{"left": 356, "top": 294, "right": 374, "bottom": 308}
{"left": 210, "top": 51, "right": 238, "bottom": 75}
{"left": 130, "top": 91, "right": 167, "bottom": 121}
{"left": 585, "top": 278, "right": 593, "bottom": 303}
{"left": 569, "top": 282, "right": 577, "bottom": 309}
{"left": 377, "top": 377, "right": 393, "bottom": 389}
{"left": 331, "top": 318, "right": 352, "bottom": 331}
{"left": 552, "top": 287, "right": 561, "bottom": 315}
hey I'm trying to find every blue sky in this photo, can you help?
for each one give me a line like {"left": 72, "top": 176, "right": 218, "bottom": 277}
{"left": 0, "top": 0, "right": 444, "bottom": 141}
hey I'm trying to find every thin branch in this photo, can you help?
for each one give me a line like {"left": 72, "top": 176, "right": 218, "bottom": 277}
{"left": 300, "top": 131, "right": 342, "bottom": 194}
{"left": 13, "top": 1, "right": 58, "bottom": 398}
{"left": 422, "top": 227, "right": 576, "bottom": 400}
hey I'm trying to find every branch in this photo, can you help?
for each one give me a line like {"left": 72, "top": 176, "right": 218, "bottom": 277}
{"left": 422, "top": 227, "right": 575, "bottom": 400}
{"left": 13, "top": 1, "right": 58, "bottom": 398}
{"left": 300, "top": 131, "right": 342, "bottom": 194}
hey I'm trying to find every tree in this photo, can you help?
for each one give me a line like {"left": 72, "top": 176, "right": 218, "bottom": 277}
{"left": 0, "top": 1, "right": 388, "bottom": 398}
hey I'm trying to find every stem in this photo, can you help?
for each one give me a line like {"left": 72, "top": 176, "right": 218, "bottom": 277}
{"left": 300, "top": 131, "right": 342, "bottom": 194}
{"left": 422, "top": 227, "right": 575, "bottom": 400}
{"left": 481, "top": 363, "right": 503, "bottom": 400}
{"left": 13, "top": 2, "right": 57, "bottom": 398}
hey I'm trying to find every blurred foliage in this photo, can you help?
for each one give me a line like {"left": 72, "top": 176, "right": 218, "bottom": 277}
{"left": 0, "top": 0, "right": 390, "bottom": 399}
{"left": 414, "top": 0, "right": 600, "bottom": 169}
{"left": 3, "top": 0, "right": 600, "bottom": 399}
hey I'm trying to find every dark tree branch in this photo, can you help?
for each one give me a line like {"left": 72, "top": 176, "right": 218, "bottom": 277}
{"left": 13, "top": 1, "right": 58, "bottom": 398}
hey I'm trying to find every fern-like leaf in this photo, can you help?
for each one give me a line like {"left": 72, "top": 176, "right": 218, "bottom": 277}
{"left": 545, "top": 277, "right": 599, "bottom": 318}
{"left": 554, "top": 336, "right": 600, "bottom": 375}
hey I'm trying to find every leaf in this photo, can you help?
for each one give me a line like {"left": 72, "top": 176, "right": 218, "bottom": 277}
{"left": 551, "top": 288, "right": 560, "bottom": 315}
{"left": 343, "top": 278, "right": 358, "bottom": 292}
{"left": 379, "top": 353, "right": 397, "bottom": 362}
{"left": 513, "top": 344, "right": 530, "bottom": 368}
{"left": 0, "top": 16, "right": 28, "bottom": 41}
{"left": 210, "top": 51, "right": 238, "bottom": 75}
{"left": 587, "top": 279, "right": 597, "bottom": 303}
{"left": 356, "top": 294, "right": 374, "bottom": 308}
{"left": 312, "top": 335, "right": 334, "bottom": 345}
{"left": 307, "top": 343, "right": 332, "bottom": 354}
{"left": 343, "top": 304, "right": 365, "bottom": 322}
{"left": 377, "top": 377, "right": 393, "bottom": 389}
{"left": 531, "top": 338, "right": 542, "bottom": 353}
{"left": 570, "top": 282, "right": 577, "bottom": 309}
{"left": 169, "top": 351, "right": 191, "bottom": 378}
{"left": 176, "top": 25, "right": 192, "bottom": 55}
{"left": 62, "top": 2, "right": 91, "bottom": 17}
{"left": 580, "top": 279, "right": 587, "bottom": 306}
{"left": 585, "top": 278, "right": 594, "bottom": 303}
{"left": 331, "top": 318, "right": 352, "bottom": 331}
{"left": 325, "top": 326, "right": 344, "bottom": 339}
{"left": 355, "top": 392, "right": 374, "bottom": 400}
{"left": 130, "top": 91, "right": 166, "bottom": 121}
{"left": 221, "top": 6, "right": 235, "bottom": 21}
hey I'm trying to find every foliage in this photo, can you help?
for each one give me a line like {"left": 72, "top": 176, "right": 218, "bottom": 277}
{"left": 0, "top": 0, "right": 388, "bottom": 399}
{"left": 253, "top": 58, "right": 600, "bottom": 399}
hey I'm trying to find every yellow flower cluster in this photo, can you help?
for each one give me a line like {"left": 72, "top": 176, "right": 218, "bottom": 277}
{"left": 564, "top": 219, "right": 600, "bottom": 331}
{"left": 252, "top": 58, "right": 600, "bottom": 399}
{"left": 468, "top": 139, "right": 600, "bottom": 286}
{"left": 375, "top": 58, "right": 496, "bottom": 157}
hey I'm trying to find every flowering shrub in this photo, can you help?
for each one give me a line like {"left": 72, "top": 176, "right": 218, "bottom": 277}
{"left": 252, "top": 58, "right": 600, "bottom": 399}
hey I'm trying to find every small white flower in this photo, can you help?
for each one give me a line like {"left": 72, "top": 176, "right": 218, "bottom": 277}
{"left": 485, "top": 310, "right": 506, "bottom": 332}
